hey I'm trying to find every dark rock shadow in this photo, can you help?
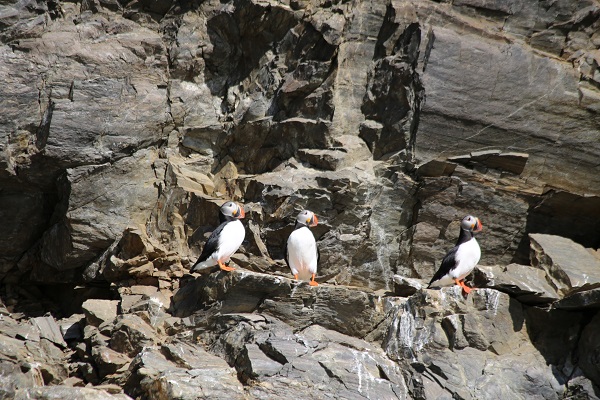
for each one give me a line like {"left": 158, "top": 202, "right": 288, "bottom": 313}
{"left": 516, "top": 302, "right": 600, "bottom": 393}
{"left": 513, "top": 190, "right": 600, "bottom": 264}
{"left": 204, "top": 0, "right": 298, "bottom": 98}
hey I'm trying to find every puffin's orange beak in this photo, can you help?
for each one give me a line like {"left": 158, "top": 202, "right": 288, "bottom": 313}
{"left": 309, "top": 214, "right": 318, "bottom": 227}
{"left": 473, "top": 219, "right": 483, "bottom": 232}
{"left": 234, "top": 206, "right": 245, "bottom": 219}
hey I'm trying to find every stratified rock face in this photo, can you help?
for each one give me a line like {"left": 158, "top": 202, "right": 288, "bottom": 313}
{"left": 1, "top": 0, "right": 599, "bottom": 289}
{"left": 0, "top": 0, "right": 599, "bottom": 399}
{"left": 383, "top": 288, "right": 575, "bottom": 399}
{"left": 414, "top": 2, "right": 600, "bottom": 195}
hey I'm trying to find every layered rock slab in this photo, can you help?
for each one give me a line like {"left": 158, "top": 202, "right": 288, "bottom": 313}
{"left": 529, "top": 233, "right": 600, "bottom": 296}
{"left": 174, "top": 269, "right": 386, "bottom": 338}
{"left": 473, "top": 264, "right": 559, "bottom": 305}
{"left": 126, "top": 343, "right": 245, "bottom": 400}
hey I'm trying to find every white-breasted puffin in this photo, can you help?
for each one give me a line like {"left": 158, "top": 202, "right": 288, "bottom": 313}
{"left": 427, "top": 215, "right": 483, "bottom": 295}
{"left": 285, "top": 210, "right": 319, "bottom": 286}
{"left": 191, "top": 201, "right": 246, "bottom": 273}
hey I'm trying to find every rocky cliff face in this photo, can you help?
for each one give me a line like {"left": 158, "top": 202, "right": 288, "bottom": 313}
{"left": 1, "top": 0, "right": 599, "bottom": 399}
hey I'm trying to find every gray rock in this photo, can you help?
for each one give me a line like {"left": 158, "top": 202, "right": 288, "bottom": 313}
{"left": 91, "top": 346, "right": 131, "bottom": 379}
{"left": 82, "top": 300, "right": 119, "bottom": 328}
{"left": 62, "top": 376, "right": 86, "bottom": 387}
{"left": 473, "top": 264, "right": 560, "bottom": 304}
{"left": 393, "top": 275, "right": 425, "bottom": 297}
{"left": 59, "top": 314, "right": 84, "bottom": 341}
{"left": 36, "top": 150, "right": 161, "bottom": 279}
{"left": 529, "top": 233, "right": 600, "bottom": 296}
{"left": 553, "top": 288, "right": 600, "bottom": 310}
{"left": 14, "top": 323, "right": 41, "bottom": 342}
{"left": 0, "top": 0, "right": 170, "bottom": 281}
{"left": 128, "top": 346, "right": 245, "bottom": 400}
{"left": 146, "top": 369, "right": 246, "bottom": 400}
{"left": 84, "top": 325, "right": 109, "bottom": 348}
{"left": 448, "top": 150, "right": 529, "bottom": 175}
{"left": 195, "top": 313, "right": 409, "bottom": 399}
{"left": 109, "top": 315, "right": 157, "bottom": 357}
{"left": 31, "top": 316, "right": 67, "bottom": 348}
{"left": 244, "top": 343, "right": 284, "bottom": 377}
{"left": 0, "top": 1, "right": 599, "bottom": 399}
{"left": 0, "top": 359, "right": 44, "bottom": 398}
{"left": 14, "top": 387, "right": 132, "bottom": 400}
{"left": 119, "top": 295, "right": 144, "bottom": 314}
{"left": 414, "top": 4, "right": 600, "bottom": 197}
{"left": 243, "top": 162, "right": 416, "bottom": 291}
{"left": 173, "top": 269, "right": 385, "bottom": 338}
{"left": 383, "top": 288, "right": 578, "bottom": 399}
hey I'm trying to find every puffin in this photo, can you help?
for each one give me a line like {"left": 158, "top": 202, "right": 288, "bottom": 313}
{"left": 190, "top": 201, "right": 245, "bottom": 273}
{"left": 427, "top": 215, "right": 483, "bottom": 295}
{"left": 285, "top": 210, "right": 319, "bottom": 286}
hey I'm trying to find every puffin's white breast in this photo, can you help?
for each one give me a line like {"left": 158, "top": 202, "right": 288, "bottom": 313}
{"left": 451, "top": 237, "right": 481, "bottom": 280}
{"left": 287, "top": 227, "right": 318, "bottom": 280}
{"left": 216, "top": 219, "right": 245, "bottom": 261}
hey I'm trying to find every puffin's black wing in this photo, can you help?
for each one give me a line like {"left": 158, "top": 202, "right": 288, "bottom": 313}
{"left": 316, "top": 245, "right": 320, "bottom": 265}
{"left": 427, "top": 246, "right": 459, "bottom": 287}
{"left": 191, "top": 221, "right": 228, "bottom": 270}
{"left": 284, "top": 237, "right": 290, "bottom": 268}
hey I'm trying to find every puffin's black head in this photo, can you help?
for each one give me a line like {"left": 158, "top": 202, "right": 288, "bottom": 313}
{"left": 220, "top": 202, "right": 245, "bottom": 220}
{"left": 461, "top": 215, "right": 483, "bottom": 233}
{"left": 295, "top": 210, "right": 318, "bottom": 227}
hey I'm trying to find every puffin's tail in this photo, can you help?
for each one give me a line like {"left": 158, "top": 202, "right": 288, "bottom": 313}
{"left": 190, "top": 259, "right": 211, "bottom": 273}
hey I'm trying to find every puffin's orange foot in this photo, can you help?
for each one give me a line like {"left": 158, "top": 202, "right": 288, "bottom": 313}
{"left": 218, "top": 261, "right": 236, "bottom": 272}
{"left": 294, "top": 274, "right": 299, "bottom": 280}
{"left": 309, "top": 274, "right": 318, "bottom": 286}
{"left": 455, "top": 279, "right": 472, "bottom": 295}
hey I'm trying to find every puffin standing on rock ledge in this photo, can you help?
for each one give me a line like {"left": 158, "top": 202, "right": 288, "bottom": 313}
{"left": 427, "top": 215, "right": 483, "bottom": 295}
{"left": 191, "top": 202, "right": 246, "bottom": 273}
{"left": 286, "top": 210, "right": 319, "bottom": 286}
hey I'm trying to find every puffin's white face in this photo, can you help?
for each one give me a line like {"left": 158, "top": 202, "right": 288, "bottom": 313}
{"left": 461, "top": 215, "right": 483, "bottom": 232}
{"left": 296, "top": 210, "right": 318, "bottom": 227}
{"left": 221, "top": 202, "right": 245, "bottom": 219}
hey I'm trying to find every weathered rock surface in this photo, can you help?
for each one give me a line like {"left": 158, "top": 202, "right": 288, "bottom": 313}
{"left": 530, "top": 233, "right": 600, "bottom": 296}
{"left": 384, "top": 287, "right": 587, "bottom": 399}
{"left": 554, "top": 288, "right": 600, "bottom": 311}
{"left": 174, "top": 270, "right": 385, "bottom": 338}
{"left": 0, "top": 0, "right": 599, "bottom": 399}
{"left": 14, "top": 387, "right": 132, "bottom": 400}
{"left": 473, "top": 264, "right": 560, "bottom": 305}
{"left": 393, "top": 275, "right": 424, "bottom": 297}
{"left": 82, "top": 299, "right": 119, "bottom": 328}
